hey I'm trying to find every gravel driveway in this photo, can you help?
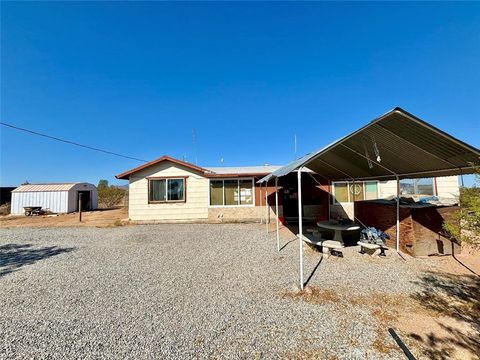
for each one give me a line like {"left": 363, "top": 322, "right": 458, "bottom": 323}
{"left": 0, "top": 224, "right": 429, "bottom": 359}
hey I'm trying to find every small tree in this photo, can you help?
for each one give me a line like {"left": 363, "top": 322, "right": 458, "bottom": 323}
{"left": 97, "top": 179, "right": 109, "bottom": 191}
{"left": 97, "top": 180, "right": 126, "bottom": 208}
{"left": 444, "top": 165, "right": 480, "bottom": 245}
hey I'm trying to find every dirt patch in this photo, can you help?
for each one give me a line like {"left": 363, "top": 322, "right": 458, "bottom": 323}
{"left": 349, "top": 293, "right": 411, "bottom": 355}
{"left": 282, "top": 349, "right": 336, "bottom": 360}
{"left": 402, "top": 270, "right": 480, "bottom": 360}
{"left": 281, "top": 264, "right": 480, "bottom": 360}
{"left": 0, "top": 208, "right": 129, "bottom": 228}
{"left": 398, "top": 310, "right": 478, "bottom": 360}
{"left": 282, "top": 286, "right": 409, "bottom": 356}
{"left": 281, "top": 287, "right": 341, "bottom": 304}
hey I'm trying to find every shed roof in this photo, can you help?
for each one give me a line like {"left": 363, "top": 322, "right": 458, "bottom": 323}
{"left": 13, "top": 183, "right": 81, "bottom": 192}
{"left": 259, "top": 107, "right": 480, "bottom": 183}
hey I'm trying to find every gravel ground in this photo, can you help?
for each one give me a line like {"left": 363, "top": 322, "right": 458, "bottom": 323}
{"left": 0, "top": 224, "right": 433, "bottom": 359}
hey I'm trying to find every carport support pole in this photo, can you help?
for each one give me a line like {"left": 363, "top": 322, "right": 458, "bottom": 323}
{"left": 297, "top": 168, "right": 304, "bottom": 290}
{"left": 78, "top": 193, "right": 82, "bottom": 222}
{"left": 396, "top": 176, "right": 400, "bottom": 252}
{"left": 265, "top": 182, "right": 269, "bottom": 233}
{"left": 260, "top": 186, "right": 263, "bottom": 224}
{"left": 275, "top": 177, "right": 280, "bottom": 251}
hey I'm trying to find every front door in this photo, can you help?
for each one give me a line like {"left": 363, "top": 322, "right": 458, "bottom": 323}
{"left": 282, "top": 186, "right": 298, "bottom": 220}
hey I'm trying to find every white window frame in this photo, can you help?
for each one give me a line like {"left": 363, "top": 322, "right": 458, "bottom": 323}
{"left": 331, "top": 180, "right": 379, "bottom": 205}
{"left": 148, "top": 177, "right": 186, "bottom": 203}
{"left": 399, "top": 177, "right": 436, "bottom": 196}
{"left": 208, "top": 178, "right": 255, "bottom": 207}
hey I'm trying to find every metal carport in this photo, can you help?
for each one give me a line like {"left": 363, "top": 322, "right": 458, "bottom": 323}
{"left": 258, "top": 107, "right": 479, "bottom": 289}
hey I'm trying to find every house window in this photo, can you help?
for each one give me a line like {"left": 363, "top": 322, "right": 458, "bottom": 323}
{"left": 209, "top": 180, "right": 223, "bottom": 206}
{"left": 209, "top": 178, "right": 254, "bottom": 206}
{"left": 239, "top": 179, "right": 253, "bottom": 205}
{"left": 149, "top": 178, "right": 185, "bottom": 203}
{"left": 224, "top": 180, "right": 238, "bottom": 206}
{"left": 400, "top": 178, "right": 435, "bottom": 196}
{"left": 332, "top": 181, "right": 378, "bottom": 204}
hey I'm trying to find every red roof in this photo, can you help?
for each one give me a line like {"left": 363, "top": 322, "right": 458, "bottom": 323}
{"left": 116, "top": 155, "right": 277, "bottom": 180}
{"left": 115, "top": 156, "right": 209, "bottom": 180}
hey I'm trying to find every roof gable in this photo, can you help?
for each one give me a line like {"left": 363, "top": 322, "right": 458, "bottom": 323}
{"left": 116, "top": 156, "right": 282, "bottom": 180}
{"left": 115, "top": 156, "right": 209, "bottom": 180}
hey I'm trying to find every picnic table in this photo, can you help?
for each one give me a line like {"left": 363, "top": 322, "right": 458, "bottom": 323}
{"left": 316, "top": 221, "right": 360, "bottom": 244}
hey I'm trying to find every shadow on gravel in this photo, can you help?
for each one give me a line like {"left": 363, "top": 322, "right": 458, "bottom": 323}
{"left": 304, "top": 255, "right": 323, "bottom": 288}
{"left": 0, "top": 243, "right": 75, "bottom": 277}
{"left": 409, "top": 271, "right": 480, "bottom": 359}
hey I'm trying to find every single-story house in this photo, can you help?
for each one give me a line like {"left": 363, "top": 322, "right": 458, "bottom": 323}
{"left": 11, "top": 183, "right": 98, "bottom": 215}
{"left": 116, "top": 155, "right": 460, "bottom": 223}
{"left": 115, "top": 156, "right": 280, "bottom": 222}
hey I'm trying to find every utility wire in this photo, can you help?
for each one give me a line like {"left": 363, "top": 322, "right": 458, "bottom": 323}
{"left": 1, "top": 121, "right": 148, "bottom": 162}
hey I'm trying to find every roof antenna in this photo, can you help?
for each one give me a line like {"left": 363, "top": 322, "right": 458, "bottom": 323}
{"left": 294, "top": 134, "right": 298, "bottom": 159}
{"left": 192, "top": 129, "right": 198, "bottom": 165}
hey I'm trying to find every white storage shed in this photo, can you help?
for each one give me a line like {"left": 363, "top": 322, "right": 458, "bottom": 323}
{"left": 11, "top": 183, "right": 98, "bottom": 215}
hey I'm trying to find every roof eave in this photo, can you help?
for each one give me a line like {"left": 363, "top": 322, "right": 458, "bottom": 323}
{"left": 115, "top": 155, "right": 210, "bottom": 180}
{"left": 205, "top": 172, "right": 272, "bottom": 178}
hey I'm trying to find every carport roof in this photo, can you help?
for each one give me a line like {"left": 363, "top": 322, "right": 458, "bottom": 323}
{"left": 258, "top": 107, "right": 480, "bottom": 183}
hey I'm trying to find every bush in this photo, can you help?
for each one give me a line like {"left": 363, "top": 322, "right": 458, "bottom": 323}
{"left": 0, "top": 202, "right": 11, "bottom": 216}
{"left": 444, "top": 166, "right": 480, "bottom": 245}
{"left": 97, "top": 180, "right": 126, "bottom": 208}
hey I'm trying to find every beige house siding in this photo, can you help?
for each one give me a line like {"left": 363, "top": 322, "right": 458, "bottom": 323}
{"left": 378, "top": 176, "right": 459, "bottom": 199}
{"left": 435, "top": 176, "right": 460, "bottom": 198}
{"left": 128, "top": 161, "right": 209, "bottom": 221}
{"left": 379, "top": 180, "right": 397, "bottom": 199}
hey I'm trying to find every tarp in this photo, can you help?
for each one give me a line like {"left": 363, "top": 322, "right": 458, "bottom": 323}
{"left": 258, "top": 107, "right": 479, "bottom": 182}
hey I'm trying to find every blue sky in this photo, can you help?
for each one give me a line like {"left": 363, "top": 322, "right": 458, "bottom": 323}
{"left": 1, "top": 2, "right": 479, "bottom": 186}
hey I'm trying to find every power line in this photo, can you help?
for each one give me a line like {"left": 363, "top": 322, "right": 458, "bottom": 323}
{"left": 1, "top": 121, "right": 148, "bottom": 162}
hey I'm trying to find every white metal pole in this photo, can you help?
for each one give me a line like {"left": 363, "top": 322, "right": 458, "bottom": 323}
{"left": 265, "top": 182, "right": 269, "bottom": 233}
{"left": 259, "top": 185, "right": 263, "bottom": 224}
{"left": 328, "top": 180, "right": 331, "bottom": 220}
{"left": 297, "top": 168, "right": 304, "bottom": 290}
{"left": 352, "top": 179, "right": 355, "bottom": 221}
{"left": 396, "top": 176, "right": 400, "bottom": 252}
{"left": 275, "top": 177, "right": 280, "bottom": 251}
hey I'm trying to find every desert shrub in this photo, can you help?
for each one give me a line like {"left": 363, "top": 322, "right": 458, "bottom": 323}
{"left": 97, "top": 180, "right": 127, "bottom": 208}
{"left": 444, "top": 165, "right": 480, "bottom": 245}
{"left": 113, "top": 220, "right": 124, "bottom": 227}
{"left": 0, "top": 202, "right": 11, "bottom": 216}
